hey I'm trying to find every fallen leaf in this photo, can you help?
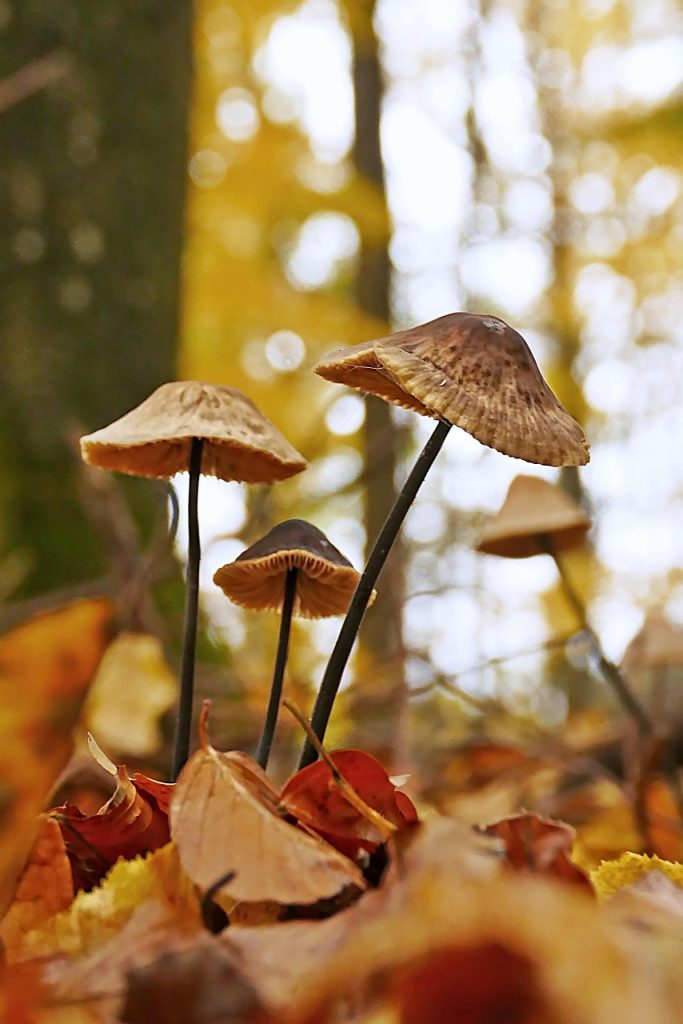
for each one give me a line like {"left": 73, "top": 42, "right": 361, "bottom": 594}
{"left": 393, "top": 941, "right": 558, "bottom": 1024}
{"left": 170, "top": 710, "right": 365, "bottom": 906}
{"left": 280, "top": 750, "right": 418, "bottom": 858}
{"left": 644, "top": 779, "right": 683, "bottom": 861}
{"left": 484, "top": 811, "right": 592, "bottom": 891}
{"left": 81, "top": 633, "right": 177, "bottom": 759}
{"left": 591, "top": 852, "right": 683, "bottom": 900}
{"left": 9, "top": 842, "right": 196, "bottom": 962}
{"left": 295, "top": 871, "right": 674, "bottom": 1024}
{"left": 0, "top": 599, "right": 113, "bottom": 917}
{"left": 43, "top": 898, "right": 206, "bottom": 1022}
{"left": 120, "top": 945, "right": 266, "bottom": 1024}
{"left": 0, "top": 817, "right": 73, "bottom": 953}
{"left": 53, "top": 751, "right": 173, "bottom": 892}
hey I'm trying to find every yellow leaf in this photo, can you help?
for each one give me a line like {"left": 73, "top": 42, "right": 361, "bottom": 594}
{"left": 591, "top": 852, "right": 683, "bottom": 900}
{"left": 81, "top": 633, "right": 177, "bottom": 759}
{"left": 0, "top": 600, "right": 112, "bottom": 917}
{"left": 11, "top": 842, "right": 197, "bottom": 962}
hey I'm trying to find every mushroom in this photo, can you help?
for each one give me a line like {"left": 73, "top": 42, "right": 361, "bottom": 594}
{"left": 299, "top": 312, "right": 589, "bottom": 766}
{"left": 80, "top": 382, "right": 307, "bottom": 778}
{"left": 475, "top": 474, "right": 651, "bottom": 735}
{"left": 213, "top": 519, "right": 371, "bottom": 769}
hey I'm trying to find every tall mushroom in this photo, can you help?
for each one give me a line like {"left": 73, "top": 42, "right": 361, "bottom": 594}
{"left": 475, "top": 474, "right": 651, "bottom": 734}
{"left": 80, "top": 382, "right": 307, "bottom": 779}
{"left": 299, "top": 312, "right": 589, "bottom": 766}
{"left": 213, "top": 519, "right": 371, "bottom": 769}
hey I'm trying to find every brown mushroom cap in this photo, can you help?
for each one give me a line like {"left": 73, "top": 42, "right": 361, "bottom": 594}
{"left": 315, "top": 312, "right": 589, "bottom": 467}
{"left": 622, "top": 615, "right": 683, "bottom": 670}
{"left": 213, "top": 519, "right": 372, "bottom": 619}
{"left": 80, "top": 382, "right": 308, "bottom": 483}
{"left": 475, "top": 475, "right": 590, "bottom": 559}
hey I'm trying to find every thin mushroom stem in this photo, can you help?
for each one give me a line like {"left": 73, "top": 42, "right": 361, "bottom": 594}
{"left": 299, "top": 418, "right": 451, "bottom": 768}
{"left": 172, "top": 437, "right": 204, "bottom": 780}
{"left": 538, "top": 532, "right": 653, "bottom": 737}
{"left": 256, "top": 567, "right": 298, "bottom": 769}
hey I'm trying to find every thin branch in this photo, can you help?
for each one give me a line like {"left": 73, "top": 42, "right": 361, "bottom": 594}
{"left": 0, "top": 50, "right": 72, "bottom": 114}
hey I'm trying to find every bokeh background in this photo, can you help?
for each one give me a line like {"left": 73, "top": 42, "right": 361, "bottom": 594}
{"left": 2, "top": 0, "right": 682, "bottom": 776}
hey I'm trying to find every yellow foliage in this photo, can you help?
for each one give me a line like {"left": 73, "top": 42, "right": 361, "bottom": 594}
{"left": 11, "top": 843, "right": 198, "bottom": 962}
{"left": 591, "top": 852, "right": 683, "bottom": 900}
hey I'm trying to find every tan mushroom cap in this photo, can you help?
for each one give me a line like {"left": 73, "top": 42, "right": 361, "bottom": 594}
{"left": 213, "top": 519, "right": 373, "bottom": 619}
{"left": 80, "top": 382, "right": 308, "bottom": 483}
{"left": 475, "top": 475, "right": 590, "bottom": 559}
{"left": 315, "top": 312, "right": 589, "bottom": 467}
{"left": 622, "top": 615, "right": 683, "bottom": 670}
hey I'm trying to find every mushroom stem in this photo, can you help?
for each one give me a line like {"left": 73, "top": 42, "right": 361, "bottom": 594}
{"left": 256, "top": 568, "right": 298, "bottom": 770}
{"left": 172, "top": 436, "right": 204, "bottom": 780}
{"left": 299, "top": 419, "right": 451, "bottom": 768}
{"left": 539, "top": 532, "right": 653, "bottom": 737}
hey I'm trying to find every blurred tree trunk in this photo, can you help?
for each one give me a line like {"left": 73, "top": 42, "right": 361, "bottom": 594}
{"left": 0, "top": 1, "right": 192, "bottom": 599}
{"left": 347, "top": 4, "right": 407, "bottom": 760}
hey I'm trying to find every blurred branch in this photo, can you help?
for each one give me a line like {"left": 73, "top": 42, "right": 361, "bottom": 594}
{"left": 0, "top": 49, "right": 72, "bottom": 114}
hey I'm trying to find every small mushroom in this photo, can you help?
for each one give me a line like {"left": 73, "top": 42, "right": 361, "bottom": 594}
{"left": 475, "top": 475, "right": 590, "bottom": 559}
{"left": 300, "top": 313, "right": 589, "bottom": 767}
{"left": 475, "top": 475, "right": 651, "bottom": 735}
{"left": 623, "top": 615, "right": 683, "bottom": 672}
{"left": 213, "top": 520, "right": 371, "bottom": 769}
{"left": 80, "top": 382, "right": 307, "bottom": 779}
{"left": 623, "top": 615, "right": 683, "bottom": 731}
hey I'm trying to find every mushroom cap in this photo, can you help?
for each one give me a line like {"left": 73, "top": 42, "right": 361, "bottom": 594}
{"left": 80, "top": 382, "right": 308, "bottom": 483}
{"left": 475, "top": 475, "right": 590, "bottom": 559}
{"left": 622, "top": 615, "right": 683, "bottom": 670}
{"left": 315, "top": 313, "right": 589, "bottom": 467}
{"left": 213, "top": 519, "right": 372, "bottom": 619}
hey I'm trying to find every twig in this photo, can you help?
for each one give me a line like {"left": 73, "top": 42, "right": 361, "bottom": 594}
{"left": 0, "top": 50, "right": 72, "bottom": 114}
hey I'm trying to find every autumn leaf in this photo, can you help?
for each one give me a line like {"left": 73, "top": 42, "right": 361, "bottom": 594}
{"left": 53, "top": 749, "right": 173, "bottom": 893}
{"left": 81, "top": 632, "right": 177, "bottom": 760}
{"left": 484, "top": 811, "right": 592, "bottom": 891}
{"left": 0, "top": 599, "right": 113, "bottom": 917}
{"left": 170, "top": 709, "right": 365, "bottom": 906}
{"left": 280, "top": 749, "right": 418, "bottom": 858}
{"left": 0, "top": 816, "right": 73, "bottom": 954}
{"left": 120, "top": 945, "right": 267, "bottom": 1024}
{"left": 294, "top": 870, "right": 674, "bottom": 1024}
{"left": 9, "top": 842, "right": 196, "bottom": 962}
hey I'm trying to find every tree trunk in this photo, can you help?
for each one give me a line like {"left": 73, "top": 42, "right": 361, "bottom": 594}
{"left": 347, "top": 4, "right": 407, "bottom": 759}
{"left": 0, "top": 0, "right": 192, "bottom": 598}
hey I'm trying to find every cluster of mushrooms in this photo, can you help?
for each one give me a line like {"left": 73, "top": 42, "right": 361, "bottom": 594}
{"left": 81, "top": 311, "right": 605, "bottom": 782}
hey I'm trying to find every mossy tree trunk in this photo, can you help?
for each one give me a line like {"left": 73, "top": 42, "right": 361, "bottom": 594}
{"left": 0, "top": 0, "right": 192, "bottom": 600}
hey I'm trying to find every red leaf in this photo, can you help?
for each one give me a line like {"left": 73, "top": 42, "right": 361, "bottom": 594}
{"left": 395, "top": 941, "right": 555, "bottom": 1024}
{"left": 280, "top": 750, "right": 418, "bottom": 858}
{"left": 54, "top": 768, "right": 172, "bottom": 891}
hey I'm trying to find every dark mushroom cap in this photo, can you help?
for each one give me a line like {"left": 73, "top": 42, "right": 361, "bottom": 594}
{"left": 80, "top": 382, "right": 308, "bottom": 483}
{"left": 622, "top": 615, "right": 683, "bottom": 670}
{"left": 315, "top": 313, "right": 589, "bottom": 467}
{"left": 213, "top": 519, "right": 373, "bottom": 619}
{"left": 475, "top": 475, "right": 590, "bottom": 559}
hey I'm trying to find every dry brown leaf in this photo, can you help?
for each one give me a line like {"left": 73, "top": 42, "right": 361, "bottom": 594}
{"left": 120, "top": 945, "right": 266, "bottom": 1024}
{"left": 170, "top": 720, "right": 365, "bottom": 906}
{"left": 294, "top": 871, "right": 675, "bottom": 1024}
{"left": 0, "top": 599, "right": 113, "bottom": 917}
{"left": 484, "top": 811, "right": 592, "bottom": 891}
